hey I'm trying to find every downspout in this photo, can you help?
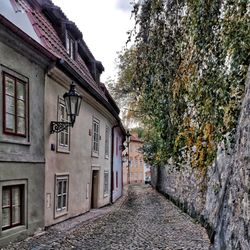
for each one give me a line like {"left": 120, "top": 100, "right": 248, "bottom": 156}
{"left": 110, "top": 124, "right": 119, "bottom": 204}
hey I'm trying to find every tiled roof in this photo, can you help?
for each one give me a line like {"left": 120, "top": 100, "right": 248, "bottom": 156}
{"left": 100, "top": 82, "right": 120, "bottom": 114}
{"left": 18, "top": 0, "right": 108, "bottom": 100}
{"left": 0, "top": 0, "right": 41, "bottom": 43}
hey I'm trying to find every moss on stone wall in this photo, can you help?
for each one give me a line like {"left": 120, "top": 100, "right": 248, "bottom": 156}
{"left": 115, "top": 0, "right": 250, "bottom": 176}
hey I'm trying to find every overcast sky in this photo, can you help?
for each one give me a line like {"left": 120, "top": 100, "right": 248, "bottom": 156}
{"left": 52, "top": 0, "right": 134, "bottom": 82}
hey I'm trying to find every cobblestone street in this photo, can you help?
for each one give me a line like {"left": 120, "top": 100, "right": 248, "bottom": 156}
{"left": 3, "top": 185, "right": 211, "bottom": 250}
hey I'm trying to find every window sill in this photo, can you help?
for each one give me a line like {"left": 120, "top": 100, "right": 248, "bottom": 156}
{"left": 0, "top": 139, "right": 30, "bottom": 146}
{"left": 57, "top": 147, "right": 70, "bottom": 154}
{"left": 91, "top": 152, "right": 99, "bottom": 158}
{"left": 54, "top": 210, "right": 68, "bottom": 219}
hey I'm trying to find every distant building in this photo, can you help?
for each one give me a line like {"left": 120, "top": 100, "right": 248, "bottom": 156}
{"left": 123, "top": 133, "right": 144, "bottom": 184}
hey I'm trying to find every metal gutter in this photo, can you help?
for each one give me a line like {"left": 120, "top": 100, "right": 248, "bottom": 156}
{"left": 57, "top": 59, "right": 122, "bottom": 123}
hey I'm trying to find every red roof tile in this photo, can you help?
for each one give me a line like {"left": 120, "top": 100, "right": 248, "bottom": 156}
{"left": 19, "top": 0, "right": 107, "bottom": 100}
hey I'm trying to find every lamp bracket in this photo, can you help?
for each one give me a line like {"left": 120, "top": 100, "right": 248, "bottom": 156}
{"left": 50, "top": 121, "right": 72, "bottom": 134}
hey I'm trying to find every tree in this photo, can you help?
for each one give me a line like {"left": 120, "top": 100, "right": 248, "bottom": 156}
{"left": 112, "top": 0, "right": 250, "bottom": 171}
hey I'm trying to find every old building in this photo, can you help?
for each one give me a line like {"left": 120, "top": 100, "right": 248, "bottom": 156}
{"left": 123, "top": 133, "right": 144, "bottom": 185}
{"left": 0, "top": 0, "right": 125, "bottom": 244}
{"left": 0, "top": 0, "right": 55, "bottom": 245}
{"left": 111, "top": 126, "right": 124, "bottom": 202}
{"left": 20, "top": 0, "right": 125, "bottom": 227}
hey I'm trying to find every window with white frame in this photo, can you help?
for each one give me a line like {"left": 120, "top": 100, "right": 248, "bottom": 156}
{"left": 140, "top": 158, "right": 143, "bottom": 166}
{"left": 55, "top": 176, "right": 68, "bottom": 213}
{"left": 92, "top": 118, "right": 100, "bottom": 156}
{"left": 57, "top": 98, "right": 70, "bottom": 152}
{"left": 135, "top": 157, "right": 138, "bottom": 167}
{"left": 129, "top": 157, "right": 133, "bottom": 167}
{"left": 2, "top": 185, "right": 24, "bottom": 230}
{"left": 104, "top": 171, "right": 109, "bottom": 196}
{"left": 105, "top": 126, "right": 110, "bottom": 158}
{"left": 66, "top": 32, "right": 75, "bottom": 60}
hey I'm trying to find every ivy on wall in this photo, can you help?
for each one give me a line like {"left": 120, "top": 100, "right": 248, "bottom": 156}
{"left": 112, "top": 0, "right": 249, "bottom": 175}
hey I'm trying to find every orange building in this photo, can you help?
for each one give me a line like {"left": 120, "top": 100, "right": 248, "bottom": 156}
{"left": 123, "top": 133, "right": 144, "bottom": 184}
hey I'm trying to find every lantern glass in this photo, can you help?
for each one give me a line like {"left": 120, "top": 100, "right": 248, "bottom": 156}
{"left": 63, "top": 83, "right": 82, "bottom": 126}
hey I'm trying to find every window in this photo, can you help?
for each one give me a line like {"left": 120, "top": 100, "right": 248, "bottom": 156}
{"left": 116, "top": 172, "right": 118, "bottom": 189}
{"left": 55, "top": 176, "right": 68, "bottom": 213}
{"left": 116, "top": 136, "right": 118, "bottom": 156}
{"left": 140, "top": 173, "right": 143, "bottom": 180}
{"left": 66, "top": 32, "right": 75, "bottom": 60}
{"left": 130, "top": 172, "right": 133, "bottom": 182}
{"left": 104, "top": 171, "right": 109, "bottom": 196}
{"left": 2, "top": 185, "right": 23, "bottom": 230}
{"left": 129, "top": 157, "right": 133, "bottom": 167}
{"left": 105, "top": 126, "right": 110, "bottom": 158}
{"left": 57, "top": 98, "right": 70, "bottom": 152}
{"left": 3, "top": 73, "right": 27, "bottom": 137}
{"left": 135, "top": 157, "right": 138, "bottom": 167}
{"left": 92, "top": 118, "right": 100, "bottom": 156}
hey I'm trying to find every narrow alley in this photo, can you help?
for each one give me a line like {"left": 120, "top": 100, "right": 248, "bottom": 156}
{"left": 3, "top": 185, "right": 211, "bottom": 250}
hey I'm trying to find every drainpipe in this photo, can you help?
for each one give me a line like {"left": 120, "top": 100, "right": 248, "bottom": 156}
{"left": 110, "top": 124, "right": 118, "bottom": 204}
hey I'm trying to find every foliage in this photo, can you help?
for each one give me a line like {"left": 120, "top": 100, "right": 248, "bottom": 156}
{"left": 112, "top": 0, "right": 250, "bottom": 172}
{"left": 130, "top": 127, "right": 146, "bottom": 138}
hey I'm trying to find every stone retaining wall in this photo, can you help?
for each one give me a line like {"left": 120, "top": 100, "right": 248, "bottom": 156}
{"left": 151, "top": 67, "right": 250, "bottom": 250}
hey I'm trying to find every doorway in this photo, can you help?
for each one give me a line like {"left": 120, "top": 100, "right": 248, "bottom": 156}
{"left": 91, "top": 170, "right": 99, "bottom": 208}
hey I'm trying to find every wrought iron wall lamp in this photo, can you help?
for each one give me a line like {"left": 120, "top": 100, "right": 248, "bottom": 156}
{"left": 50, "top": 83, "right": 82, "bottom": 134}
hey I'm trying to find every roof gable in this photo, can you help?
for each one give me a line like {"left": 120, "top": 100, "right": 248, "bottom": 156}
{"left": 18, "top": 0, "right": 106, "bottom": 95}
{"left": 5, "top": 0, "right": 121, "bottom": 121}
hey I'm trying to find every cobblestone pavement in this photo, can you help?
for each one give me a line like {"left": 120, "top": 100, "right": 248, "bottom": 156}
{"left": 3, "top": 185, "right": 211, "bottom": 250}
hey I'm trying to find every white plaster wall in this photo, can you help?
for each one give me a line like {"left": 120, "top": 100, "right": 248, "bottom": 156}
{"left": 44, "top": 71, "right": 115, "bottom": 226}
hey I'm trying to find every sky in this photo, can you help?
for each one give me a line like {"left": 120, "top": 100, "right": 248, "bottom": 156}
{"left": 52, "top": 0, "right": 134, "bottom": 82}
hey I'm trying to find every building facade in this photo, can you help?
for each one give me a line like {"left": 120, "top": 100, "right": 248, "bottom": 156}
{"left": 19, "top": 0, "right": 125, "bottom": 227}
{"left": 0, "top": 0, "right": 125, "bottom": 244}
{"left": 123, "top": 133, "right": 144, "bottom": 185}
{"left": 0, "top": 1, "right": 55, "bottom": 245}
{"left": 111, "top": 126, "right": 124, "bottom": 202}
{"left": 44, "top": 69, "right": 118, "bottom": 226}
